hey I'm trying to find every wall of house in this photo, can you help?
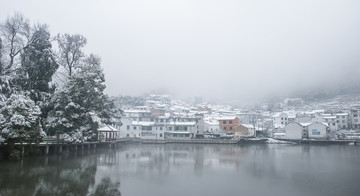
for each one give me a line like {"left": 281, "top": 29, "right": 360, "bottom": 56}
{"left": 336, "top": 114, "right": 349, "bottom": 129}
{"left": 164, "top": 132, "right": 192, "bottom": 140}
{"left": 350, "top": 110, "right": 360, "bottom": 129}
{"left": 205, "top": 123, "right": 221, "bottom": 133}
{"left": 234, "top": 125, "right": 249, "bottom": 136}
{"left": 308, "top": 123, "right": 327, "bottom": 139}
{"left": 140, "top": 127, "right": 165, "bottom": 140}
{"left": 219, "top": 118, "right": 240, "bottom": 133}
{"left": 285, "top": 123, "right": 302, "bottom": 139}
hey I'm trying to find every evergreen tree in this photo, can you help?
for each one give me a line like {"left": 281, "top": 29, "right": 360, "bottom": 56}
{"left": 20, "top": 26, "right": 58, "bottom": 102}
{"left": 47, "top": 55, "right": 118, "bottom": 143}
{"left": 0, "top": 94, "right": 43, "bottom": 144}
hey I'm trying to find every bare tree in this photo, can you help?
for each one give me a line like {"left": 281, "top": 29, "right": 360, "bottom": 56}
{"left": 0, "top": 13, "right": 30, "bottom": 74}
{"left": 56, "top": 33, "right": 87, "bottom": 76}
{"left": 84, "top": 53, "right": 101, "bottom": 68}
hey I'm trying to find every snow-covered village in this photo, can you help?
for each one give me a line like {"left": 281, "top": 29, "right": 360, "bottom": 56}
{"left": 106, "top": 94, "right": 360, "bottom": 142}
{"left": 1, "top": 1, "right": 360, "bottom": 196}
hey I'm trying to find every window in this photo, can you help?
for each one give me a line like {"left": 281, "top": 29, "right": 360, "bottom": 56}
{"left": 355, "top": 119, "right": 359, "bottom": 122}
{"left": 175, "top": 126, "right": 187, "bottom": 131}
{"left": 127, "top": 125, "right": 130, "bottom": 130}
{"left": 229, "top": 120, "right": 232, "bottom": 124}
{"left": 332, "top": 123, "right": 335, "bottom": 126}
{"left": 224, "top": 127, "right": 226, "bottom": 130}
{"left": 169, "top": 127, "right": 172, "bottom": 131}
{"left": 312, "top": 129, "right": 320, "bottom": 135}
{"left": 342, "top": 116, "right": 345, "bottom": 119}
{"left": 342, "top": 120, "right": 345, "bottom": 123}
{"left": 281, "top": 117, "right": 283, "bottom": 120}
{"left": 223, "top": 121, "right": 226, "bottom": 124}
{"left": 160, "top": 133, "right": 163, "bottom": 137}
{"left": 142, "top": 126, "right": 152, "bottom": 131}
{"left": 160, "top": 127, "right": 163, "bottom": 130}
{"left": 230, "top": 127, "right": 232, "bottom": 130}
{"left": 354, "top": 114, "right": 358, "bottom": 117}
{"left": 133, "top": 126, "right": 136, "bottom": 130}
{"left": 160, "top": 119, "right": 164, "bottom": 122}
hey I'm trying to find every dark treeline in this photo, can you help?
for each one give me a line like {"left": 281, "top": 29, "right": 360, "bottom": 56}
{"left": 0, "top": 13, "right": 122, "bottom": 145}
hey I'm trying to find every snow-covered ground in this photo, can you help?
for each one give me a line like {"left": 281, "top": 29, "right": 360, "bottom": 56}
{"left": 266, "top": 138, "right": 296, "bottom": 144}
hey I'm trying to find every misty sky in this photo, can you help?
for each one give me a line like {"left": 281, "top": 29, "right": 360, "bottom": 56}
{"left": 1, "top": 0, "right": 360, "bottom": 103}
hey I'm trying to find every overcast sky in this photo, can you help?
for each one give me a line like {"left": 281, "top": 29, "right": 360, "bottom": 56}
{"left": 1, "top": 0, "right": 360, "bottom": 103}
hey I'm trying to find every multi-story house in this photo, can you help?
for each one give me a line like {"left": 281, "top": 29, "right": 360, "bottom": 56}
{"left": 350, "top": 109, "right": 360, "bottom": 129}
{"left": 273, "top": 113, "right": 288, "bottom": 126}
{"left": 335, "top": 113, "right": 349, "bottom": 129}
{"left": 218, "top": 116, "right": 240, "bottom": 134}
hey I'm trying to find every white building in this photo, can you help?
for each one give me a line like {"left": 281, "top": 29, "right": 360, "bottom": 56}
{"left": 284, "top": 122, "right": 303, "bottom": 140}
{"left": 350, "top": 109, "right": 360, "bottom": 129}
{"left": 284, "top": 122, "right": 329, "bottom": 140}
{"left": 204, "top": 120, "right": 221, "bottom": 134}
{"left": 165, "top": 122, "right": 197, "bottom": 139}
{"left": 273, "top": 113, "right": 289, "bottom": 126}
{"left": 119, "top": 117, "right": 140, "bottom": 138}
{"left": 323, "top": 115, "right": 337, "bottom": 132}
{"left": 308, "top": 122, "right": 328, "bottom": 140}
{"left": 336, "top": 113, "right": 349, "bottom": 129}
{"left": 124, "top": 109, "right": 153, "bottom": 122}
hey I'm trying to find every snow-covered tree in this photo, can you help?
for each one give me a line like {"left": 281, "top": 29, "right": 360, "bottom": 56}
{"left": 0, "top": 37, "right": 3, "bottom": 74}
{"left": 19, "top": 25, "right": 58, "bottom": 102}
{"left": 0, "top": 13, "right": 30, "bottom": 75}
{"left": 0, "top": 13, "right": 31, "bottom": 96}
{"left": 56, "top": 33, "right": 87, "bottom": 77}
{"left": 0, "top": 94, "right": 43, "bottom": 144}
{"left": 47, "top": 54, "right": 119, "bottom": 143}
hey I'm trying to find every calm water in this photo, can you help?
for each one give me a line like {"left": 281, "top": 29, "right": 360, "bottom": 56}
{"left": 0, "top": 144, "right": 360, "bottom": 196}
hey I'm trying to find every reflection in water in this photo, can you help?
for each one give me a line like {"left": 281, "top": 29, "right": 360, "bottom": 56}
{"left": 0, "top": 144, "right": 360, "bottom": 196}
{"left": 89, "top": 177, "right": 121, "bottom": 196}
{"left": 0, "top": 153, "right": 98, "bottom": 196}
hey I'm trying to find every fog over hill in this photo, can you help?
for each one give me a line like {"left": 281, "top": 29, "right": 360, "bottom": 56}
{"left": 1, "top": 0, "right": 360, "bottom": 104}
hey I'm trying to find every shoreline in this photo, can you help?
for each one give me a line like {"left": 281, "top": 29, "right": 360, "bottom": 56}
{"left": 1, "top": 138, "right": 358, "bottom": 159}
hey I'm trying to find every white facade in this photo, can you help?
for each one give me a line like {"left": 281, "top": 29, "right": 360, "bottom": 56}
{"left": 164, "top": 131, "right": 192, "bottom": 139}
{"left": 119, "top": 118, "right": 139, "bottom": 138}
{"left": 284, "top": 122, "right": 303, "bottom": 140}
{"left": 323, "top": 116, "right": 337, "bottom": 132}
{"left": 204, "top": 121, "right": 221, "bottom": 134}
{"left": 336, "top": 113, "right": 349, "bottom": 129}
{"left": 308, "top": 122, "right": 328, "bottom": 140}
{"left": 273, "top": 113, "right": 289, "bottom": 126}
{"left": 350, "top": 109, "right": 360, "bottom": 129}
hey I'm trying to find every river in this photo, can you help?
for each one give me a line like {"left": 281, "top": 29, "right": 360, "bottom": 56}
{"left": 0, "top": 144, "right": 359, "bottom": 196}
